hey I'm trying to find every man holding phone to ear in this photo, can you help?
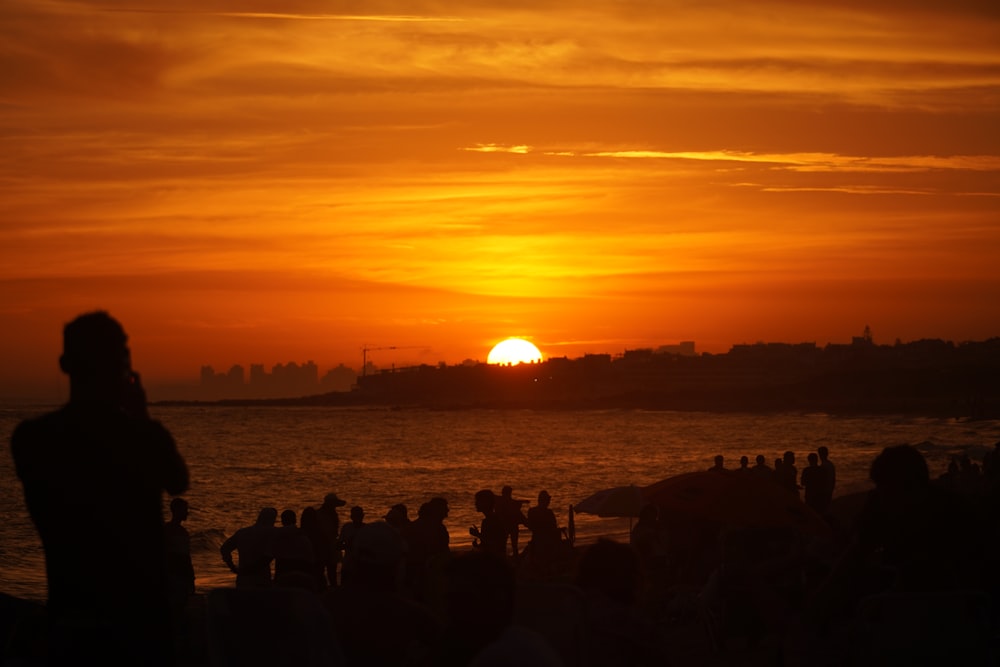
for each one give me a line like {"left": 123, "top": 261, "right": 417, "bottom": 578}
{"left": 11, "top": 311, "right": 189, "bottom": 665}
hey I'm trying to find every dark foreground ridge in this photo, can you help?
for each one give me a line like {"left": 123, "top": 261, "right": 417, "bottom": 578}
{"left": 166, "top": 336, "right": 1000, "bottom": 417}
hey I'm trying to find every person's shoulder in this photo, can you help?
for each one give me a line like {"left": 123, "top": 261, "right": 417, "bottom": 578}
{"left": 126, "top": 414, "right": 174, "bottom": 441}
{"left": 10, "top": 408, "right": 69, "bottom": 459}
{"left": 12, "top": 407, "right": 67, "bottom": 437}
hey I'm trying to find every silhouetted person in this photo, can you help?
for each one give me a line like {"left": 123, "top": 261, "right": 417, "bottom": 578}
{"left": 273, "top": 508, "right": 318, "bottom": 590}
{"left": 432, "top": 551, "right": 560, "bottom": 666}
{"left": 384, "top": 502, "right": 411, "bottom": 533}
{"left": 809, "top": 445, "right": 985, "bottom": 630}
{"left": 299, "top": 505, "right": 327, "bottom": 589}
{"left": 630, "top": 503, "right": 668, "bottom": 574}
{"left": 779, "top": 451, "right": 798, "bottom": 495}
{"left": 709, "top": 454, "right": 726, "bottom": 472}
{"left": 317, "top": 492, "right": 346, "bottom": 587}
{"left": 495, "top": 485, "right": 528, "bottom": 560}
{"left": 959, "top": 454, "right": 983, "bottom": 496}
{"left": 338, "top": 505, "right": 365, "bottom": 587}
{"left": 164, "top": 497, "right": 195, "bottom": 644}
{"left": 817, "top": 445, "right": 836, "bottom": 505}
{"left": 220, "top": 507, "right": 278, "bottom": 588}
{"left": 10, "top": 311, "right": 189, "bottom": 665}
{"left": 404, "top": 497, "right": 452, "bottom": 608}
{"left": 752, "top": 454, "right": 773, "bottom": 479}
{"left": 801, "top": 452, "right": 828, "bottom": 514}
{"left": 738, "top": 455, "right": 750, "bottom": 472}
{"left": 525, "top": 490, "right": 561, "bottom": 575}
{"left": 576, "top": 539, "right": 669, "bottom": 666}
{"left": 470, "top": 489, "right": 507, "bottom": 557}
{"left": 324, "top": 521, "right": 443, "bottom": 666}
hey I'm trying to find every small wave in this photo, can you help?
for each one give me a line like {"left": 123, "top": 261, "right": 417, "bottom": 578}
{"left": 190, "top": 528, "right": 227, "bottom": 553}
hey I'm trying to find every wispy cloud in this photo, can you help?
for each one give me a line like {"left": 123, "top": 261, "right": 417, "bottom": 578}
{"left": 462, "top": 144, "right": 532, "bottom": 154}
{"left": 467, "top": 145, "right": 1000, "bottom": 174}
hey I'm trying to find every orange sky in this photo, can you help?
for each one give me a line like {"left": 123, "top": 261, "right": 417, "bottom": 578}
{"left": 2, "top": 0, "right": 999, "bottom": 399}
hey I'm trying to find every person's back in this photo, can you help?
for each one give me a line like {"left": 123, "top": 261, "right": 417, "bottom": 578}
{"left": 317, "top": 492, "right": 346, "bottom": 587}
{"left": 221, "top": 508, "right": 278, "bottom": 588}
{"left": 273, "top": 509, "right": 317, "bottom": 588}
{"left": 10, "top": 311, "right": 189, "bottom": 665}
{"left": 495, "top": 486, "right": 527, "bottom": 559}
{"left": 801, "top": 453, "right": 827, "bottom": 513}
{"left": 526, "top": 491, "right": 561, "bottom": 572}
{"left": 818, "top": 445, "right": 836, "bottom": 505}
{"left": 164, "top": 497, "right": 195, "bottom": 623}
{"left": 471, "top": 489, "right": 507, "bottom": 558}
{"left": 752, "top": 455, "right": 773, "bottom": 479}
{"left": 780, "top": 451, "right": 799, "bottom": 495}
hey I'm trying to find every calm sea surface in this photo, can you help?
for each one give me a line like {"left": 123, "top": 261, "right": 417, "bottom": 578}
{"left": 3, "top": 404, "right": 999, "bottom": 601}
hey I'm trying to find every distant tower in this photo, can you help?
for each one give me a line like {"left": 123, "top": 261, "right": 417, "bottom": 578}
{"left": 852, "top": 325, "right": 874, "bottom": 347}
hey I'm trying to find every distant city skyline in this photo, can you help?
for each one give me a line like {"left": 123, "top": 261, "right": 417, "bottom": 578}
{"left": 4, "top": 327, "right": 998, "bottom": 403}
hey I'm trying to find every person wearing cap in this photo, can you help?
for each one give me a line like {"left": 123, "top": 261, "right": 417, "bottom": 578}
{"left": 10, "top": 311, "right": 189, "bottom": 665}
{"left": 317, "top": 492, "right": 347, "bottom": 587}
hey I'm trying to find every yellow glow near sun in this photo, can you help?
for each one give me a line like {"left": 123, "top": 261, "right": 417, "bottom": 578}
{"left": 487, "top": 338, "right": 543, "bottom": 365}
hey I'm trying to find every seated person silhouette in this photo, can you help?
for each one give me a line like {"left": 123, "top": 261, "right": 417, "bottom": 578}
{"left": 10, "top": 311, "right": 189, "bottom": 665}
{"left": 324, "top": 521, "right": 443, "bottom": 665}
{"left": 576, "top": 539, "right": 669, "bottom": 666}
{"left": 431, "top": 551, "right": 561, "bottom": 666}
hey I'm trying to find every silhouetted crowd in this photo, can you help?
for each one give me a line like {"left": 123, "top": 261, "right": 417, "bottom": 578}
{"left": 706, "top": 446, "right": 837, "bottom": 515}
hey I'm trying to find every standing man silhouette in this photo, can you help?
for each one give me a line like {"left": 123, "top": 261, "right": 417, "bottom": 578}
{"left": 10, "top": 311, "right": 189, "bottom": 665}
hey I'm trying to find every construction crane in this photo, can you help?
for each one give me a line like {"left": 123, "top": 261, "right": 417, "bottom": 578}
{"left": 360, "top": 346, "right": 395, "bottom": 377}
{"left": 360, "top": 345, "right": 427, "bottom": 376}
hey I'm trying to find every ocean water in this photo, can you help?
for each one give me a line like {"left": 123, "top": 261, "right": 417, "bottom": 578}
{"left": 3, "top": 404, "right": 999, "bottom": 602}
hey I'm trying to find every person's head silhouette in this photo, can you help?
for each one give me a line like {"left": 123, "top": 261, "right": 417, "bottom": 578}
{"left": 475, "top": 489, "right": 496, "bottom": 514}
{"left": 870, "top": 444, "right": 930, "bottom": 502}
{"left": 256, "top": 507, "right": 278, "bottom": 526}
{"left": 60, "top": 311, "right": 134, "bottom": 403}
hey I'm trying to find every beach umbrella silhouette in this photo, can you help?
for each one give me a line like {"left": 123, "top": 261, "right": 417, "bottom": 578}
{"left": 641, "top": 471, "right": 829, "bottom": 536}
{"left": 574, "top": 485, "right": 644, "bottom": 518}
{"left": 573, "top": 484, "right": 644, "bottom": 534}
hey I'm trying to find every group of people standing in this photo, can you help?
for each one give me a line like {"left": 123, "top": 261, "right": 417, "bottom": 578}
{"left": 710, "top": 446, "right": 837, "bottom": 514}
{"left": 470, "top": 486, "right": 569, "bottom": 575}
{"left": 218, "top": 494, "right": 427, "bottom": 593}
{"left": 216, "top": 483, "right": 569, "bottom": 597}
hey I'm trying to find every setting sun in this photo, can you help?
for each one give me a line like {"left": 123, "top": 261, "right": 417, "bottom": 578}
{"left": 487, "top": 338, "right": 543, "bottom": 365}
